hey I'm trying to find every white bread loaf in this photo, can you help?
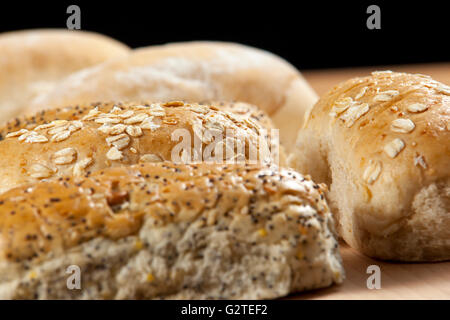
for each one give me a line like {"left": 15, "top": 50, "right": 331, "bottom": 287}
{"left": 0, "top": 29, "right": 130, "bottom": 124}
{"left": 25, "top": 41, "right": 318, "bottom": 145}
{"left": 289, "top": 71, "right": 450, "bottom": 261}
{"left": 0, "top": 162, "right": 344, "bottom": 299}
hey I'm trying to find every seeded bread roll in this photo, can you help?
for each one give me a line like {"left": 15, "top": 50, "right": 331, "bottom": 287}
{"left": 0, "top": 162, "right": 344, "bottom": 299}
{"left": 25, "top": 41, "right": 318, "bottom": 145}
{"left": 0, "top": 29, "right": 130, "bottom": 123}
{"left": 0, "top": 101, "right": 282, "bottom": 194}
{"left": 289, "top": 71, "right": 450, "bottom": 261}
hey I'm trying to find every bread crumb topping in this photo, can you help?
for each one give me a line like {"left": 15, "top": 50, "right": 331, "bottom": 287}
{"left": 374, "top": 90, "right": 399, "bottom": 102}
{"left": 407, "top": 103, "right": 428, "bottom": 113}
{"left": 29, "top": 163, "right": 56, "bottom": 179}
{"left": 414, "top": 154, "right": 428, "bottom": 169}
{"left": 106, "top": 146, "right": 123, "bottom": 160}
{"left": 52, "top": 147, "right": 77, "bottom": 165}
{"left": 339, "top": 103, "right": 370, "bottom": 127}
{"left": 139, "top": 154, "right": 163, "bottom": 163}
{"left": 355, "top": 86, "right": 368, "bottom": 100}
{"left": 384, "top": 138, "right": 405, "bottom": 158}
{"left": 390, "top": 118, "right": 415, "bottom": 133}
{"left": 363, "top": 160, "right": 382, "bottom": 184}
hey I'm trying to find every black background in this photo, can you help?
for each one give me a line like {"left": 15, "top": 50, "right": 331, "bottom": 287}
{"left": 0, "top": 300, "right": 443, "bottom": 318}
{"left": 0, "top": 1, "right": 448, "bottom": 69}
{"left": 0, "top": 1, "right": 449, "bottom": 310}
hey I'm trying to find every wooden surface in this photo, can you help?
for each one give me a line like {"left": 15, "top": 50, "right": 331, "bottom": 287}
{"left": 290, "top": 243, "right": 450, "bottom": 300}
{"left": 288, "top": 63, "right": 450, "bottom": 300}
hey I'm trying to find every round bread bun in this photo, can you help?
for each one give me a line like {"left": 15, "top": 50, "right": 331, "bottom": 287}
{"left": 0, "top": 101, "right": 282, "bottom": 194}
{"left": 288, "top": 71, "right": 450, "bottom": 261}
{"left": 0, "top": 162, "right": 343, "bottom": 299}
{"left": 25, "top": 41, "right": 318, "bottom": 146}
{"left": 0, "top": 29, "right": 130, "bottom": 124}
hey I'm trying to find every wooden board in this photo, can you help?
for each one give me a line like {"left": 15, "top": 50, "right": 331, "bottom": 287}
{"left": 287, "top": 63, "right": 450, "bottom": 300}
{"left": 290, "top": 243, "right": 450, "bottom": 300}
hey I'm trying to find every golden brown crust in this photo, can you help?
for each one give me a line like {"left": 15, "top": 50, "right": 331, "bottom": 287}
{"left": 0, "top": 101, "right": 281, "bottom": 193}
{"left": 0, "top": 162, "right": 343, "bottom": 299}
{"left": 0, "top": 29, "right": 130, "bottom": 123}
{"left": 307, "top": 71, "right": 449, "bottom": 188}
{"left": 290, "top": 71, "right": 450, "bottom": 261}
{"left": 0, "top": 162, "right": 328, "bottom": 262}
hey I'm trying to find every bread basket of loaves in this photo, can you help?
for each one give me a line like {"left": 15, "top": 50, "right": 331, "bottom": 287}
{"left": 0, "top": 28, "right": 448, "bottom": 300}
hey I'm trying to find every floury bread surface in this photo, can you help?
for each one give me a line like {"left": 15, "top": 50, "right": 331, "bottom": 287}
{"left": 24, "top": 41, "right": 318, "bottom": 145}
{"left": 0, "top": 29, "right": 129, "bottom": 123}
{"left": 0, "top": 162, "right": 344, "bottom": 299}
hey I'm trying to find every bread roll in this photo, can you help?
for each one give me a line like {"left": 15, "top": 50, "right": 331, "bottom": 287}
{"left": 25, "top": 41, "right": 318, "bottom": 145}
{"left": 0, "top": 29, "right": 130, "bottom": 124}
{"left": 0, "top": 101, "right": 282, "bottom": 193}
{"left": 0, "top": 162, "right": 343, "bottom": 299}
{"left": 289, "top": 71, "right": 450, "bottom": 261}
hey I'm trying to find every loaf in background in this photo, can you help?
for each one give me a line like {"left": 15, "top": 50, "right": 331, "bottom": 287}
{"left": 25, "top": 41, "right": 318, "bottom": 146}
{"left": 0, "top": 29, "right": 130, "bottom": 124}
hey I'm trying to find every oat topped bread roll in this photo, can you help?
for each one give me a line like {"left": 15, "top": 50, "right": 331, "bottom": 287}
{"left": 0, "top": 101, "right": 282, "bottom": 193}
{"left": 25, "top": 41, "right": 318, "bottom": 145}
{"left": 289, "top": 71, "right": 450, "bottom": 261}
{"left": 0, "top": 162, "right": 343, "bottom": 299}
{"left": 0, "top": 29, "right": 130, "bottom": 124}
